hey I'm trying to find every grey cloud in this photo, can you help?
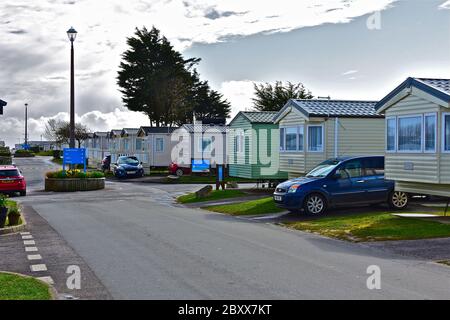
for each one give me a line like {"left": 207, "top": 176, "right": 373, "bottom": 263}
{"left": 204, "top": 8, "right": 247, "bottom": 20}
{"left": 8, "top": 29, "right": 27, "bottom": 35}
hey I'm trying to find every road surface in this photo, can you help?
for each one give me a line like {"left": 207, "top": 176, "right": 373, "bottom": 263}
{"left": 13, "top": 157, "right": 450, "bottom": 299}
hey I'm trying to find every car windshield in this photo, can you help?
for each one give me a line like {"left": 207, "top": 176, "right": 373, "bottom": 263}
{"left": 118, "top": 157, "right": 139, "bottom": 165}
{"left": 306, "top": 159, "right": 341, "bottom": 178}
{"left": 0, "top": 169, "right": 20, "bottom": 177}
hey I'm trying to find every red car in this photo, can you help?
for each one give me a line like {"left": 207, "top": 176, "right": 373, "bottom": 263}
{"left": 0, "top": 165, "right": 26, "bottom": 196}
{"left": 168, "top": 162, "right": 191, "bottom": 177}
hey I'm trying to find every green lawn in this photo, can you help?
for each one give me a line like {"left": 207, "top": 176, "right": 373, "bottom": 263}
{"left": 0, "top": 273, "right": 52, "bottom": 300}
{"left": 284, "top": 211, "right": 450, "bottom": 242}
{"left": 169, "top": 175, "right": 258, "bottom": 184}
{"left": 177, "top": 189, "right": 247, "bottom": 204}
{"left": 206, "top": 197, "right": 284, "bottom": 216}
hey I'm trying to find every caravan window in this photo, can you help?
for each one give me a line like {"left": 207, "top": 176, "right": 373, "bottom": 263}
{"left": 386, "top": 117, "right": 396, "bottom": 151}
{"left": 156, "top": 138, "right": 164, "bottom": 152}
{"left": 308, "top": 125, "right": 324, "bottom": 152}
{"left": 444, "top": 113, "right": 450, "bottom": 152}
{"left": 398, "top": 116, "right": 422, "bottom": 151}
{"left": 424, "top": 114, "right": 436, "bottom": 152}
{"left": 285, "top": 127, "right": 297, "bottom": 151}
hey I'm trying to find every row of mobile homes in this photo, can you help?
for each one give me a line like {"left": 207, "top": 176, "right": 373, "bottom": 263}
{"left": 376, "top": 77, "right": 450, "bottom": 197}
{"left": 274, "top": 99, "right": 385, "bottom": 178}
{"left": 85, "top": 126, "right": 177, "bottom": 171}
{"left": 228, "top": 111, "right": 287, "bottom": 180}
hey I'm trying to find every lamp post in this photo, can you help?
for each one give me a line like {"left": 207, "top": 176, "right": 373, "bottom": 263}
{"left": 67, "top": 27, "right": 77, "bottom": 149}
{"left": 24, "top": 103, "right": 28, "bottom": 147}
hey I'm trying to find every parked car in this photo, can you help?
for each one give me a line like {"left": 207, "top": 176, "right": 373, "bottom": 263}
{"left": 273, "top": 156, "right": 409, "bottom": 215}
{"left": 112, "top": 156, "right": 144, "bottom": 179}
{"left": 168, "top": 162, "right": 191, "bottom": 177}
{"left": 0, "top": 165, "right": 26, "bottom": 196}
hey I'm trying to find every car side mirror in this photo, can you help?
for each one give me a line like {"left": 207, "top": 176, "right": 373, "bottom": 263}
{"left": 140, "top": 162, "right": 143, "bottom": 165}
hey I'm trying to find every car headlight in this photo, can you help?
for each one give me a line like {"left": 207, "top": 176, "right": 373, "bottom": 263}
{"left": 288, "top": 184, "right": 301, "bottom": 193}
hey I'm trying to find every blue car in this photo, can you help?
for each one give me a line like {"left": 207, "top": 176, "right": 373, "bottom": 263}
{"left": 273, "top": 156, "right": 409, "bottom": 215}
{"left": 112, "top": 156, "right": 145, "bottom": 179}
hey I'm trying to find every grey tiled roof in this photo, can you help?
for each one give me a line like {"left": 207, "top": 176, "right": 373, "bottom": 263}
{"left": 94, "top": 132, "right": 108, "bottom": 137}
{"left": 122, "top": 128, "right": 140, "bottom": 135}
{"left": 139, "top": 126, "right": 178, "bottom": 134}
{"left": 182, "top": 124, "right": 228, "bottom": 133}
{"left": 291, "top": 99, "right": 381, "bottom": 118}
{"left": 417, "top": 78, "right": 450, "bottom": 95}
{"left": 240, "top": 111, "right": 278, "bottom": 123}
{"left": 110, "top": 129, "right": 122, "bottom": 135}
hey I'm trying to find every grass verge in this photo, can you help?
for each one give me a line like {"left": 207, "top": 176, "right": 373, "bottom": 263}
{"left": 205, "top": 197, "right": 284, "bottom": 216}
{"left": 284, "top": 211, "right": 450, "bottom": 242}
{"left": 177, "top": 189, "right": 247, "bottom": 204}
{"left": 168, "top": 175, "right": 258, "bottom": 184}
{"left": 0, "top": 273, "right": 52, "bottom": 300}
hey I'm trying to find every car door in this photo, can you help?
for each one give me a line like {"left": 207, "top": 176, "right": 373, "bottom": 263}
{"left": 326, "top": 159, "right": 366, "bottom": 205}
{"left": 362, "top": 157, "right": 390, "bottom": 203}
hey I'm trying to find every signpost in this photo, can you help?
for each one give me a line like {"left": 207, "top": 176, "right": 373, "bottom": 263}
{"left": 216, "top": 164, "right": 225, "bottom": 190}
{"left": 63, "top": 148, "right": 86, "bottom": 173}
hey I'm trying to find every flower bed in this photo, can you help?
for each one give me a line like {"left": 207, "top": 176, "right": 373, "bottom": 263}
{"left": 45, "top": 170, "right": 105, "bottom": 192}
{"left": 0, "top": 197, "right": 24, "bottom": 231}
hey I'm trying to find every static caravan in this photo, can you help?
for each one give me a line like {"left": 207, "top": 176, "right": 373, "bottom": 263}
{"left": 274, "top": 99, "right": 385, "bottom": 178}
{"left": 137, "top": 126, "right": 178, "bottom": 168}
{"left": 174, "top": 123, "right": 228, "bottom": 168}
{"left": 109, "top": 129, "right": 123, "bottom": 163}
{"left": 120, "top": 128, "right": 140, "bottom": 155}
{"left": 376, "top": 77, "right": 450, "bottom": 197}
{"left": 88, "top": 132, "right": 109, "bottom": 166}
{"left": 228, "top": 111, "right": 288, "bottom": 180}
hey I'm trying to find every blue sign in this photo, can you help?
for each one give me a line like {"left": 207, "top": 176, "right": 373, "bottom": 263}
{"left": 63, "top": 148, "right": 86, "bottom": 173}
{"left": 218, "top": 165, "right": 224, "bottom": 182}
{"left": 21, "top": 144, "right": 30, "bottom": 150}
{"left": 192, "top": 159, "right": 210, "bottom": 173}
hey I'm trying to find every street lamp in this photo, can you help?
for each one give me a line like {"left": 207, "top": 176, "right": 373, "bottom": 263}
{"left": 24, "top": 103, "right": 28, "bottom": 147}
{"left": 67, "top": 27, "right": 77, "bottom": 149}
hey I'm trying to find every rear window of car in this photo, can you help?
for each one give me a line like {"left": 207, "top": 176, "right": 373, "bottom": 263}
{"left": 0, "top": 169, "right": 20, "bottom": 177}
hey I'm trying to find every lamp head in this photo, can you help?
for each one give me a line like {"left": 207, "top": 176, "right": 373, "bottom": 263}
{"left": 67, "top": 27, "right": 77, "bottom": 42}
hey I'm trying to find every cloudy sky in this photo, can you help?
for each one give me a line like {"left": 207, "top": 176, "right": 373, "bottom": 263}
{"left": 0, "top": 0, "right": 449, "bottom": 147}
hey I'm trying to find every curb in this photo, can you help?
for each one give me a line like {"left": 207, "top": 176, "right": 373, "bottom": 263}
{"left": 0, "top": 271, "right": 58, "bottom": 300}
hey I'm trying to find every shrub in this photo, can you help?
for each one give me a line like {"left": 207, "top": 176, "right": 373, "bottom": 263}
{"left": 14, "top": 150, "right": 35, "bottom": 157}
{"left": 46, "top": 170, "right": 105, "bottom": 179}
{"left": 53, "top": 150, "right": 62, "bottom": 159}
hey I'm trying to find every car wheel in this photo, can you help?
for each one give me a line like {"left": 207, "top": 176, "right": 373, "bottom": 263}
{"left": 388, "top": 191, "right": 409, "bottom": 210}
{"left": 304, "top": 193, "right": 327, "bottom": 215}
{"left": 20, "top": 191, "right": 26, "bottom": 197}
{"left": 176, "top": 168, "right": 184, "bottom": 177}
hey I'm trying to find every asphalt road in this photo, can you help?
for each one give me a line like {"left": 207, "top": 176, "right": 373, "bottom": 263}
{"left": 13, "top": 157, "right": 450, "bottom": 299}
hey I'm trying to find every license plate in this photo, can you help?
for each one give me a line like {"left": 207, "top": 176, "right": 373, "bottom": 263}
{"left": 274, "top": 195, "right": 283, "bottom": 201}
{"left": 127, "top": 171, "right": 136, "bottom": 175}
{"left": 1, "top": 180, "right": 13, "bottom": 184}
